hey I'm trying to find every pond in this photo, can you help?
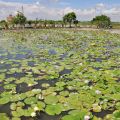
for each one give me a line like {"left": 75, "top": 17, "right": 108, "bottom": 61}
{"left": 0, "top": 29, "right": 120, "bottom": 120}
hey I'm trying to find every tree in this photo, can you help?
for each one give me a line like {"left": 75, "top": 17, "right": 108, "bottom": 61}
{"left": 63, "top": 12, "right": 77, "bottom": 28}
{"left": 0, "top": 20, "right": 8, "bottom": 29}
{"left": 91, "top": 15, "right": 112, "bottom": 29}
{"left": 73, "top": 20, "right": 79, "bottom": 27}
{"left": 43, "top": 20, "right": 47, "bottom": 28}
{"left": 48, "top": 20, "right": 55, "bottom": 28}
{"left": 27, "top": 20, "right": 32, "bottom": 26}
{"left": 13, "top": 11, "right": 26, "bottom": 28}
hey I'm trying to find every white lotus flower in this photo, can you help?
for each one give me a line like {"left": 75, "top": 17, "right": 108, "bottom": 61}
{"left": 95, "top": 90, "right": 101, "bottom": 94}
{"left": 34, "top": 106, "right": 39, "bottom": 111}
{"left": 31, "top": 112, "right": 36, "bottom": 117}
{"left": 92, "top": 103, "right": 98, "bottom": 108}
{"left": 64, "top": 102, "right": 68, "bottom": 106}
{"left": 104, "top": 99, "right": 108, "bottom": 102}
{"left": 100, "top": 101, "right": 104, "bottom": 104}
{"left": 1, "top": 61, "right": 4, "bottom": 64}
{"left": 90, "top": 86, "right": 93, "bottom": 89}
{"left": 84, "top": 115, "right": 90, "bottom": 120}
{"left": 60, "top": 76, "right": 63, "bottom": 78}
{"left": 39, "top": 94, "right": 44, "bottom": 100}
{"left": 79, "top": 63, "right": 83, "bottom": 66}
{"left": 84, "top": 80, "right": 89, "bottom": 84}
{"left": 52, "top": 92, "right": 57, "bottom": 96}
{"left": 28, "top": 84, "right": 32, "bottom": 87}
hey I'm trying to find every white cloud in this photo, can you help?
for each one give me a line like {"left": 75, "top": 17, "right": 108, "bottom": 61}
{"left": 103, "top": 8, "right": 120, "bottom": 15}
{"left": 96, "top": 3, "right": 105, "bottom": 9}
{"left": 36, "top": 1, "right": 40, "bottom": 5}
{"left": 0, "top": 1, "right": 120, "bottom": 21}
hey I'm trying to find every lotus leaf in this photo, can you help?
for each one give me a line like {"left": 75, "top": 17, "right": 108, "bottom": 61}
{"left": 116, "top": 102, "right": 120, "bottom": 110}
{"left": 59, "top": 91, "right": 69, "bottom": 97}
{"left": 10, "top": 103, "right": 17, "bottom": 111}
{"left": 44, "top": 95, "right": 58, "bottom": 104}
{"left": 4, "top": 84, "right": 16, "bottom": 90}
{"left": 12, "top": 117, "right": 21, "bottom": 120}
{"left": 92, "top": 104, "right": 102, "bottom": 112}
{"left": 56, "top": 82, "right": 66, "bottom": 87}
{"left": 45, "top": 103, "right": 63, "bottom": 115}
{"left": 24, "top": 97, "right": 38, "bottom": 105}
{"left": 31, "top": 101, "right": 45, "bottom": 111}
{"left": 0, "top": 97, "right": 10, "bottom": 105}
{"left": 113, "top": 110, "right": 120, "bottom": 119}
{"left": 41, "top": 83, "right": 50, "bottom": 88}
{"left": 0, "top": 113, "right": 9, "bottom": 120}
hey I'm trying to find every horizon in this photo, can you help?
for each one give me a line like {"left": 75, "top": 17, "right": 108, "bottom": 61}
{"left": 0, "top": 0, "right": 120, "bottom": 22}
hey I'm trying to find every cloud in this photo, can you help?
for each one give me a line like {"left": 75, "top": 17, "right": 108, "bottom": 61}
{"left": 96, "top": 3, "right": 105, "bottom": 8}
{"left": 0, "top": 1, "right": 120, "bottom": 21}
{"left": 49, "top": 0, "right": 61, "bottom": 2}
{"left": 59, "top": 2, "right": 70, "bottom": 6}
{"left": 103, "top": 7, "right": 120, "bottom": 15}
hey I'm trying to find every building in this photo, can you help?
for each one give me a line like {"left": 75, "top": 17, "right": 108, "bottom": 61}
{"left": 7, "top": 14, "right": 14, "bottom": 23}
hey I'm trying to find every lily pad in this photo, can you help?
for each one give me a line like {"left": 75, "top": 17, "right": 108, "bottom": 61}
{"left": 24, "top": 97, "right": 38, "bottom": 105}
{"left": 44, "top": 95, "right": 58, "bottom": 104}
{"left": 113, "top": 110, "right": 120, "bottom": 119}
{"left": 0, "top": 97, "right": 10, "bottom": 105}
{"left": 0, "top": 113, "right": 9, "bottom": 120}
{"left": 45, "top": 103, "right": 63, "bottom": 115}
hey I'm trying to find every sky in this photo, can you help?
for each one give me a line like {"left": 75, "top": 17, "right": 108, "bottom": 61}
{"left": 0, "top": 0, "right": 120, "bottom": 21}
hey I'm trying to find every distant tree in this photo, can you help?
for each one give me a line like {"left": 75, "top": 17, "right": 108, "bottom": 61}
{"left": 34, "top": 18, "right": 39, "bottom": 28}
{"left": 91, "top": 15, "right": 112, "bottom": 29}
{"left": 43, "top": 20, "right": 47, "bottom": 28}
{"left": 59, "top": 21, "right": 64, "bottom": 28}
{"left": 73, "top": 20, "right": 79, "bottom": 27}
{"left": 27, "top": 20, "right": 32, "bottom": 26}
{"left": 26, "top": 20, "right": 33, "bottom": 28}
{"left": 63, "top": 12, "right": 77, "bottom": 28}
{"left": 49, "top": 20, "right": 55, "bottom": 28}
{"left": 61, "top": 21, "right": 65, "bottom": 28}
{"left": 0, "top": 20, "right": 8, "bottom": 29}
{"left": 13, "top": 11, "right": 26, "bottom": 28}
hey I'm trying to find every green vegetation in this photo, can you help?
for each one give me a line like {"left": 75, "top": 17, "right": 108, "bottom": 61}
{"left": 91, "top": 15, "right": 112, "bottom": 29}
{"left": 0, "top": 12, "right": 120, "bottom": 29}
{"left": 0, "top": 20, "right": 8, "bottom": 29}
{"left": 0, "top": 29, "right": 120, "bottom": 120}
{"left": 13, "top": 12, "right": 27, "bottom": 28}
{"left": 63, "top": 12, "right": 77, "bottom": 28}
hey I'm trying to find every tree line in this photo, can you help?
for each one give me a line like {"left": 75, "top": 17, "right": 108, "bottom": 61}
{"left": 0, "top": 11, "right": 112, "bottom": 29}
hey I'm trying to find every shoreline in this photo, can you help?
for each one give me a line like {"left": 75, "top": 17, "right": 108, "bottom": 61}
{"left": 1, "top": 27, "right": 120, "bottom": 34}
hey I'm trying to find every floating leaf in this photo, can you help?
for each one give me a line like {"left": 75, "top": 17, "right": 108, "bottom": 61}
{"left": 0, "top": 113, "right": 9, "bottom": 120}
{"left": 24, "top": 97, "right": 37, "bottom": 105}
{"left": 113, "top": 110, "right": 120, "bottom": 119}
{"left": 44, "top": 95, "right": 58, "bottom": 104}
{"left": 12, "top": 117, "right": 21, "bottom": 120}
{"left": 92, "top": 104, "right": 102, "bottom": 112}
{"left": 45, "top": 103, "right": 63, "bottom": 115}
{"left": 0, "top": 97, "right": 10, "bottom": 105}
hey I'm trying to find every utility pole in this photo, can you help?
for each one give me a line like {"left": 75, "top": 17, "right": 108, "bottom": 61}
{"left": 22, "top": 6, "right": 24, "bottom": 14}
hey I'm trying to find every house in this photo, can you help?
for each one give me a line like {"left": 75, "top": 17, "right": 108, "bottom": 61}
{"left": 7, "top": 14, "right": 14, "bottom": 23}
{"left": 7, "top": 14, "right": 14, "bottom": 29}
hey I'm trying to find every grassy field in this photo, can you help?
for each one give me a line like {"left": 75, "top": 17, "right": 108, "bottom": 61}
{"left": 0, "top": 29, "right": 120, "bottom": 120}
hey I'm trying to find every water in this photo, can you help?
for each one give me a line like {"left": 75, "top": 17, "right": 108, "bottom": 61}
{"left": 0, "top": 30, "right": 119, "bottom": 120}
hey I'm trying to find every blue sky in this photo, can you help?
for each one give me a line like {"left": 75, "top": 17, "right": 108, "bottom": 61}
{"left": 0, "top": 0, "right": 120, "bottom": 21}
{"left": 2, "top": 0, "right": 120, "bottom": 8}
